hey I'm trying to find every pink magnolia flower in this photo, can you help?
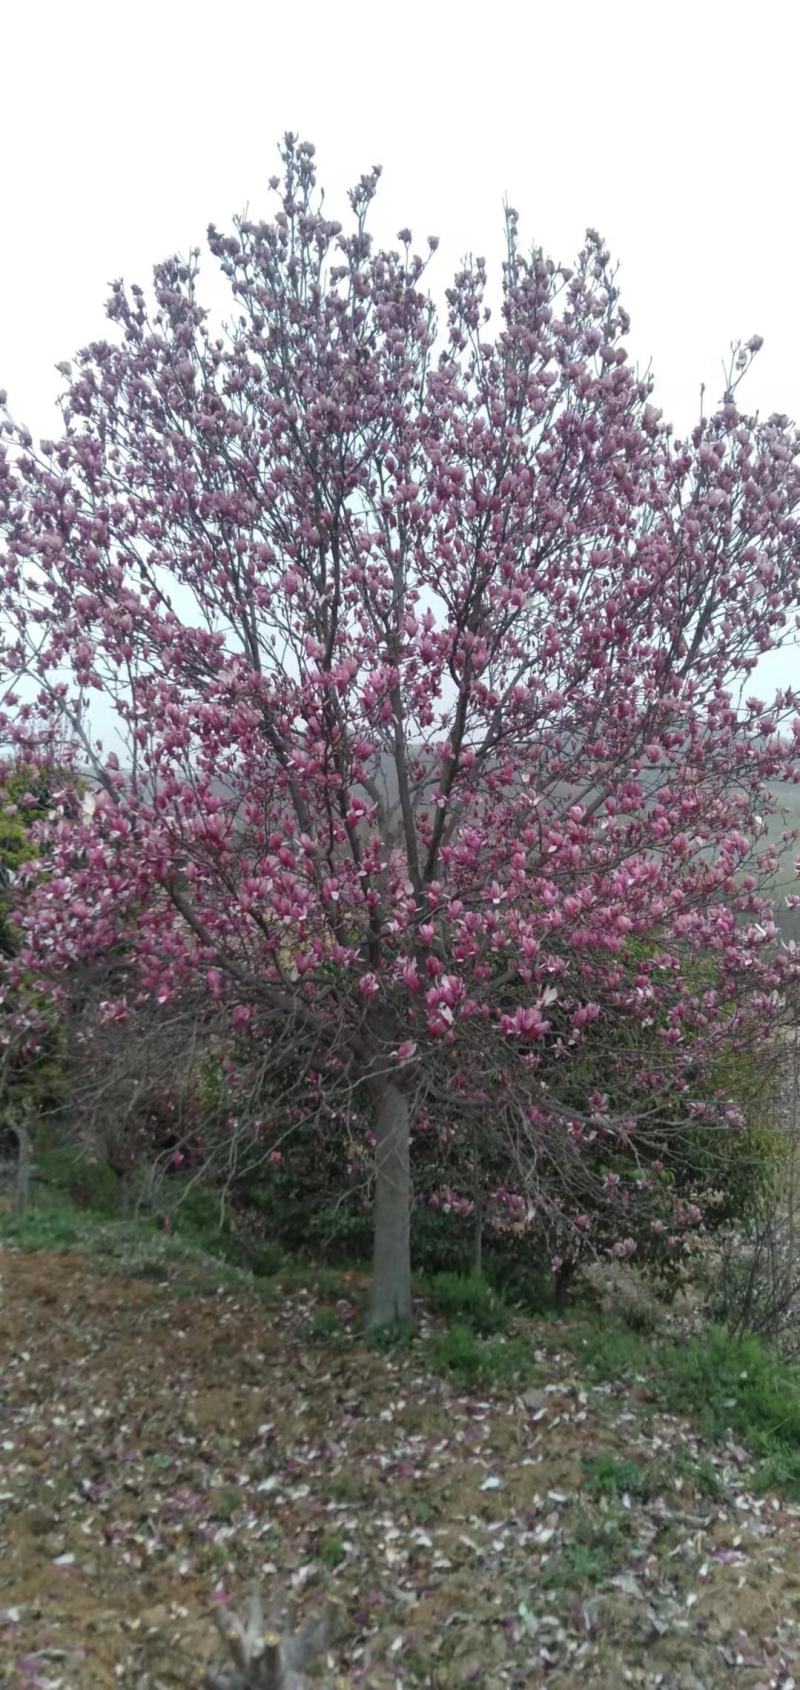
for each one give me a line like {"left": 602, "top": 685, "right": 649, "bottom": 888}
{"left": 500, "top": 1006, "right": 549, "bottom": 1039}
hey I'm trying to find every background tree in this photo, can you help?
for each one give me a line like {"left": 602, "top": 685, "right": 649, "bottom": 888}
{"left": 0, "top": 762, "right": 77, "bottom": 1138}
{"left": 1, "top": 136, "right": 800, "bottom": 1324}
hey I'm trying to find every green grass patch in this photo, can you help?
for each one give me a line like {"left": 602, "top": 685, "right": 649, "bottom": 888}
{"left": 273, "top": 1262, "right": 352, "bottom": 1299}
{"left": 0, "top": 1184, "right": 262, "bottom": 1294}
{"left": 366, "top": 1318, "right": 415, "bottom": 1353}
{"left": 542, "top": 1502, "right": 632, "bottom": 1590}
{"left": 431, "top": 1322, "right": 535, "bottom": 1389}
{"left": 670, "top": 1449, "right": 724, "bottom": 1500}
{"left": 421, "top": 1270, "right": 510, "bottom": 1335}
{"left": 543, "top": 1541, "right": 616, "bottom": 1590}
{"left": 0, "top": 1187, "right": 115, "bottom": 1251}
{"left": 582, "top": 1447, "right": 725, "bottom": 1504}
{"left": 658, "top": 1329, "right": 800, "bottom": 1448}
{"left": 568, "top": 1317, "right": 800, "bottom": 1473}
{"left": 582, "top": 1451, "right": 652, "bottom": 1500}
{"left": 753, "top": 1447, "right": 800, "bottom": 1499}
{"left": 319, "top": 1532, "right": 347, "bottom": 1570}
{"left": 565, "top": 1321, "right": 650, "bottom": 1381}
{"left": 307, "top": 1307, "right": 348, "bottom": 1346}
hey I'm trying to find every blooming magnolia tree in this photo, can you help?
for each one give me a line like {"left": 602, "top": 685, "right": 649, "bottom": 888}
{"left": 2, "top": 136, "right": 800, "bottom": 1323}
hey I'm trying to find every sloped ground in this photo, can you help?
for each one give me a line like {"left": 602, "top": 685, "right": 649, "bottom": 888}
{"left": 1, "top": 1246, "right": 800, "bottom": 1689}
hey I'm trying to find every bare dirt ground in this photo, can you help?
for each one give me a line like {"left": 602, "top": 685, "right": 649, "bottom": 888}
{"left": 2, "top": 1245, "right": 800, "bottom": 1688}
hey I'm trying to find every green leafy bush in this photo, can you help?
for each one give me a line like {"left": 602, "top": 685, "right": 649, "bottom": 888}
{"left": 168, "top": 1180, "right": 289, "bottom": 1277}
{"left": 409, "top": 1205, "right": 552, "bottom": 1310}
{"left": 35, "top": 1145, "right": 121, "bottom": 1216}
{"left": 172, "top": 1181, "right": 230, "bottom": 1242}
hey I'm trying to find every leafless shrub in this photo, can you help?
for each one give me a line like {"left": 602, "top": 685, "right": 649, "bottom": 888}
{"left": 711, "top": 1212, "right": 800, "bottom": 1354}
{"left": 580, "top": 1257, "right": 667, "bottom": 1333}
{"left": 709, "top": 1031, "right": 800, "bottom": 1354}
{"left": 59, "top": 981, "right": 217, "bottom": 1207}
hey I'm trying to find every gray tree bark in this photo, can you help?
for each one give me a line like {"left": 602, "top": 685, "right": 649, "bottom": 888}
{"left": 14, "top": 1122, "right": 32, "bottom": 1217}
{"left": 370, "top": 1079, "right": 412, "bottom": 1328}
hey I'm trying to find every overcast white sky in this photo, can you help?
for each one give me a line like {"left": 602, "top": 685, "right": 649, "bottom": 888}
{"left": 3, "top": 0, "right": 799, "bottom": 697}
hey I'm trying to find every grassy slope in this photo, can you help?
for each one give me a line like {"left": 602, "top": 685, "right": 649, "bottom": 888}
{"left": 3, "top": 1194, "right": 800, "bottom": 1686}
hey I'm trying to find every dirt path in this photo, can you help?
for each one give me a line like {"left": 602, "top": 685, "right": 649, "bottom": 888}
{"left": 2, "top": 1246, "right": 800, "bottom": 1687}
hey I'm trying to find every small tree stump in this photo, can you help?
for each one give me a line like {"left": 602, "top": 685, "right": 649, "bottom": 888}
{"left": 205, "top": 1590, "right": 332, "bottom": 1690}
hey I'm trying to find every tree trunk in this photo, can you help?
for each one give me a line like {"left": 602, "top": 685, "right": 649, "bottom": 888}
{"left": 473, "top": 1191, "right": 483, "bottom": 1278}
{"left": 472, "top": 1143, "right": 483, "bottom": 1277}
{"left": 370, "top": 1080, "right": 412, "bottom": 1329}
{"left": 14, "top": 1123, "right": 32, "bottom": 1217}
{"left": 554, "top": 1258, "right": 576, "bottom": 1314}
